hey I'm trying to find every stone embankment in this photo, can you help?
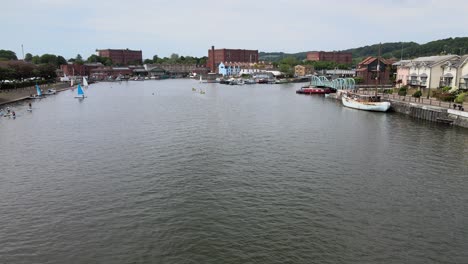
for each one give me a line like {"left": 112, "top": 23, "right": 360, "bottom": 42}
{"left": 383, "top": 99, "right": 468, "bottom": 128}
{"left": 0, "top": 83, "right": 71, "bottom": 106}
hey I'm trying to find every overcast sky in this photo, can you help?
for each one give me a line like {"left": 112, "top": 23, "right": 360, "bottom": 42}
{"left": 2, "top": 0, "right": 467, "bottom": 60}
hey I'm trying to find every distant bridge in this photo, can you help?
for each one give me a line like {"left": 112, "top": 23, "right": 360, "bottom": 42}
{"left": 309, "top": 76, "right": 355, "bottom": 90}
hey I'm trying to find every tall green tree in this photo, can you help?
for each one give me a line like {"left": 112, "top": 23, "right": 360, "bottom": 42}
{"left": 24, "top": 53, "right": 33, "bottom": 62}
{"left": 40, "top": 54, "right": 58, "bottom": 65}
{"left": 170, "top": 53, "right": 179, "bottom": 61}
{"left": 75, "top": 54, "right": 84, "bottom": 64}
{"left": 0, "top": 50, "right": 18, "bottom": 61}
{"left": 31, "top": 55, "right": 41, "bottom": 64}
{"left": 57, "top": 56, "right": 67, "bottom": 66}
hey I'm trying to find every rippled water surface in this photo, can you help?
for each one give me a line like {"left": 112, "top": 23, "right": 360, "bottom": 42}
{"left": 1, "top": 80, "right": 467, "bottom": 263}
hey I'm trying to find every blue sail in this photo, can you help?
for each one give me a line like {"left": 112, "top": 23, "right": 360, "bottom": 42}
{"left": 77, "top": 84, "right": 84, "bottom": 96}
{"left": 36, "top": 84, "right": 42, "bottom": 96}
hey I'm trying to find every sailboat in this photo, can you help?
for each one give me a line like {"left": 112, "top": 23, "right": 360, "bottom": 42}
{"left": 29, "top": 84, "right": 43, "bottom": 99}
{"left": 74, "top": 84, "right": 86, "bottom": 99}
{"left": 83, "top": 76, "right": 89, "bottom": 87}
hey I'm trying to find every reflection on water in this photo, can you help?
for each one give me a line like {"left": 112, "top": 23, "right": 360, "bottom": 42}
{"left": 0, "top": 80, "right": 467, "bottom": 264}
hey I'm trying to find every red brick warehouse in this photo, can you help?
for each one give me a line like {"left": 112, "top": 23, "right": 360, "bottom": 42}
{"left": 96, "top": 48, "right": 143, "bottom": 65}
{"left": 306, "top": 51, "right": 352, "bottom": 64}
{"left": 208, "top": 46, "right": 258, "bottom": 72}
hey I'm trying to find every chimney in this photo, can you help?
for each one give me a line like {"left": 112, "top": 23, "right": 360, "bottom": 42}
{"left": 211, "top": 46, "right": 215, "bottom": 73}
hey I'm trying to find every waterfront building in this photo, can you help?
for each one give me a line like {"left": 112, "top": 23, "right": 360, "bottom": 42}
{"left": 456, "top": 55, "right": 468, "bottom": 90}
{"left": 217, "top": 62, "right": 244, "bottom": 76}
{"left": 60, "top": 62, "right": 103, "bottom": 77}
{"left": 306, "top": 51, "right": 352, "bottom": 64}
{"left": 393, "top": 60, "right": 411, "bottom": 87}
{"left": 356, "top": 57, "right": 392, "bottom": 85}
{"left": 89, "top": 66, "right": 133, "bottom": 80}
{"left": 294, "top": 65, "right": 314, "bottom": 77}
{"left": 144, "top": 63, "right": 209, "bottom": 76}
{"left": 321, "top": 69, "right": 355, "bottom": 78}
{"left": 405, "top": 55, "right": 458, "bottom": 89}
{"left": 238, "top": 68, "right": 263, "bottom": 75}
{"left": 208, "top": 46, "right": 258, "bottom": 73}
{"left": 96, "top": 48, "right": 143, "bottom": 65}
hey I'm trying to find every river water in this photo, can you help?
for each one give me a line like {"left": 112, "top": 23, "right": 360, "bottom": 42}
{"left": 1, "top": 79, "right": 467, "bottom": 264}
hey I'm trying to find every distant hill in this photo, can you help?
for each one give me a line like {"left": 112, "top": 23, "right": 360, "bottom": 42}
{"left": 260, "top": 37, "right": 468, "bottom": 64}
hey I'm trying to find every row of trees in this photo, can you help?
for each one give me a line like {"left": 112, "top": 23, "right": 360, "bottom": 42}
{"left": 260, "top": 37, "right": 468, "bottom": 67}
{"left": 143, "top": 53, "right": 208, "bottom": 65}
{"left": 0, "top": 50, "right": 60, "bottom": 84}
{"left": 272, "top": 56, "right": 352, "bottom": 77}
{"left": 0, "top": 61, "right": 57, "bottom": 84}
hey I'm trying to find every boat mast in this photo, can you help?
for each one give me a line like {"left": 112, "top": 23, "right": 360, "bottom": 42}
{"left": 376, "top": 43, "right": 381, "bottom": 97}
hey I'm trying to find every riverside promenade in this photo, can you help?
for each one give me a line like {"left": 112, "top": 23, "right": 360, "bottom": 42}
{"left": 357, "top": 90, "right": 468, "bottom": 128}
{"left": 0, "top": 82, "right": 71, "bottom": 106}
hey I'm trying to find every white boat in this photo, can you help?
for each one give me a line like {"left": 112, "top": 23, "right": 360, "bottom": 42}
{"left": 43, "top": 89, "right": 56, "bottom": 95}
{"left": 74, "top": 84, "right": 86, "bottom": 99}
{"left": 244, "top": 79, "right": 256, "bottom": 85}
{"left": 82, "top": 77, "right": 89, "bottom": 87}
{"left": 342, "top": 93, "right": 390, "bottom": 112}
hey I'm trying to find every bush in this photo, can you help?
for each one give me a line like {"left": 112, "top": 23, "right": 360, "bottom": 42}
{"left": 383, "top": 89, "right": 393, "bottom": 94}
{"left": 442, "top": 86, "right": 451, "bottom": 92}
{"left": 412, "top": 90, "right": 422, "bottom": 98}
{"left": 398, "top": 87, "right": 407, "bottom": 96}
{"left": 439, "top": 93, "right": 456, "bottom": 102}
{"left": 454, "top": 93, "right": 466, "bottom": 104}
{"left": 0, "top": 79, "right": 50, "bottom": 90}
{"left": 353, "top": 77, "right": 364, "bottom": 84}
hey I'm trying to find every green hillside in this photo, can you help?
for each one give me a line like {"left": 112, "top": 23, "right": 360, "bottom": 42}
{"left": 260, "top": 37, "right": 468, "bottom": 64}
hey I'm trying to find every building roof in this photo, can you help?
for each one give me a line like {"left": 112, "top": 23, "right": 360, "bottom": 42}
{"left": 358, "top": 56, "right": 392, "bottom": 66}
{"left": 84, "top": 63, "right": 104, "bottom": 67}
{"left": 392, "top": 60, "right": 412, "bottom": 66}
{"left": 410, "top": 55, "right": 458, "bottom": 67}
{"left": 453, "top": 55, "right": 468, "bottom": 67}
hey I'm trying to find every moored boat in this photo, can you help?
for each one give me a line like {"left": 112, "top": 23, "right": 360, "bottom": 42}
{"left": 341, "top": 93, "right": 390, "bottom": 112}
{"left": 296, "top": 86, "right": 335, "bottom": 95}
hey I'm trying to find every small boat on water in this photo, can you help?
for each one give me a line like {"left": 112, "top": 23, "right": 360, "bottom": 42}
{"left": 43, "top": 89, "right": 56, "bottom": 95}
{"left": 74, "top": 84, "right": 86, "bottom": 99}
{"left": 244, "top": 79, "right": 256, "bottom": 85}
{"left": 29, "top": 85, "right": 44, "bottom": 99}
{"left": 296, "top": 86, "right": 335, "bottom": 95}
{"left": 341, "top": 93, "right": 390, "bottom": 112}
{"left": 83, "top": 77, "right": 89, "bottom": 87}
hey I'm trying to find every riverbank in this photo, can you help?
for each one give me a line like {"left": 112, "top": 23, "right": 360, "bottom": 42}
{"left": 0, "top": 82, "right": 71, "bottom": 106}
{"left": 361, "top": 91, "right": 468, "bottom": 128}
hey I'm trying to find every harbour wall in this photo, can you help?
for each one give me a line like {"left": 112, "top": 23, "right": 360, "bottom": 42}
{"left": 385, "top": 99, "right": 468, "bottom": 128}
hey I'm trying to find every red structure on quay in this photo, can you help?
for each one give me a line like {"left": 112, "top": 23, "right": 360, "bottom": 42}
{"left": 208, "top": 46, "right": 258, "bottom": 73}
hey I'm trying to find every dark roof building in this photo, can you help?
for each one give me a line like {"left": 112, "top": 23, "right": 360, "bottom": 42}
{"left": 356, "top": 56, "right": 392, "bottom": 85}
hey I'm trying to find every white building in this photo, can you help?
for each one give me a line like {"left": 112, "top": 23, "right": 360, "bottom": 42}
{"left": 407, "top": 55, "right": 458, "bottom": 89}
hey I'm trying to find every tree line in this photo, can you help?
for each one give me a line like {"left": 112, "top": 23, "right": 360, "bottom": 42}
{"left": 260, "top": 37, "right": 468, "bottom": 66}
{"left": 143, "top": 53, "right": 207, "bottom": 65}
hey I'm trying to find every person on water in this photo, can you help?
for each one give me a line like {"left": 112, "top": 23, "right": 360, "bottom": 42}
{"left": 12, "top": 111, "right": 15, "bottom": 118}
{"left": 7, "top": 107, "right": 10, "bottom": 114}
{"left": 28, "top": 103, "right": 32, "bottom": 109}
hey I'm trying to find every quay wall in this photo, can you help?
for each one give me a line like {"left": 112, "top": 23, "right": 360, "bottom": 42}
{"left": 0, "top": 83, "right": 71, "bottom": 106}
{"left": 385, "top": 99, "right": 468, "bottom": 128}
